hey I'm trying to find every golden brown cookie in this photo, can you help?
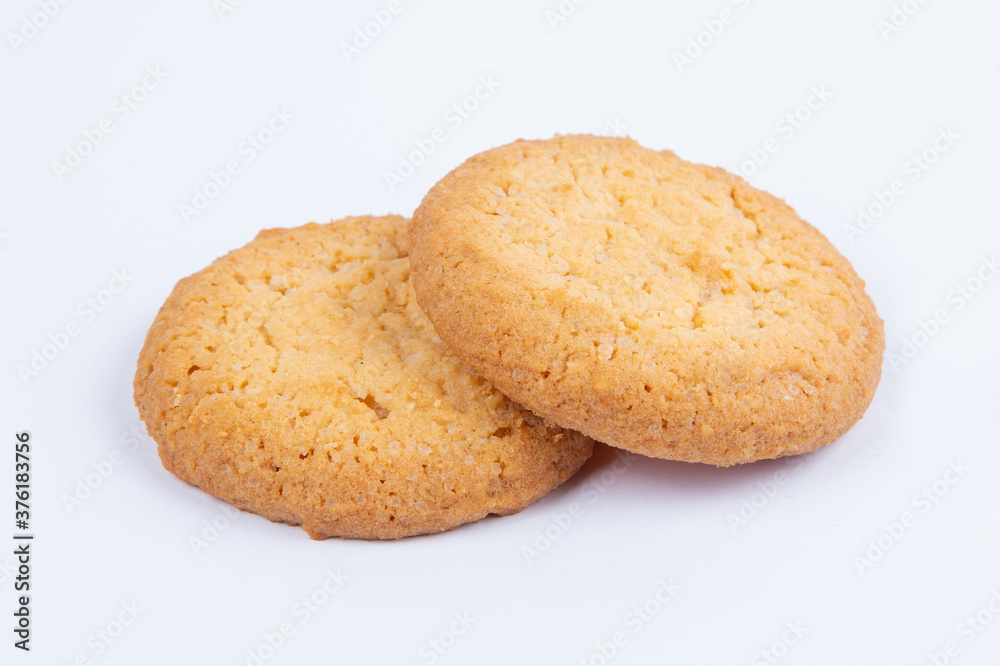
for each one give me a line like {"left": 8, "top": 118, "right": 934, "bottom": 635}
{"left": 133, "top": 216, "right": 593, "bottom": 539}
{"left": 409, "top": 135, "right": 884, "bottom": 466}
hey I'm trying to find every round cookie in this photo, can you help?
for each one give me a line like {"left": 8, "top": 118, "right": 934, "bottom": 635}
{"left": 409, "top": 135, "right": 884, "bottom": 466}
{"left": 133, "top": 216, "right": 593, "bottom": 539}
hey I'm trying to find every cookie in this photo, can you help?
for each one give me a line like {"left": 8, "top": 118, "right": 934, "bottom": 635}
{"left": 409, "top": 135, "right": 884, "bottom": 466}
{"left": 133, "top": 216, "right": 593, "bottom": 539}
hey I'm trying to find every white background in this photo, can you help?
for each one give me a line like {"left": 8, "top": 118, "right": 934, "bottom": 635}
{"left": 2, "top": 1, "right": 999, "bottom": 664}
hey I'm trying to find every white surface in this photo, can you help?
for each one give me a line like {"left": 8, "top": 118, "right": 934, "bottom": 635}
{"left": 2, "top": 1, "right": 999, "bottom": 664}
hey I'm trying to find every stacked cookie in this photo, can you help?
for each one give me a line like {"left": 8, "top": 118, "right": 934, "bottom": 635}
{"left": 134, "top": 135, "right": 884, "bottom": 539}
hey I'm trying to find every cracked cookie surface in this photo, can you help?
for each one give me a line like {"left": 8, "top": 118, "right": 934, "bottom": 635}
{"left": 409, "top": 135, "right": 884, "bottom": 465}
{"left": 133, "top": 216, "right": 593, "bottom": 539}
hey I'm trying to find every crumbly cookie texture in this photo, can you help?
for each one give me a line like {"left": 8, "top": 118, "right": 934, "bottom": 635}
{"left": 409, "top": 135, "right": 884, "bottom": 466}
{"left": 133, "top": 216, "right": 593, "bottom": 539}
